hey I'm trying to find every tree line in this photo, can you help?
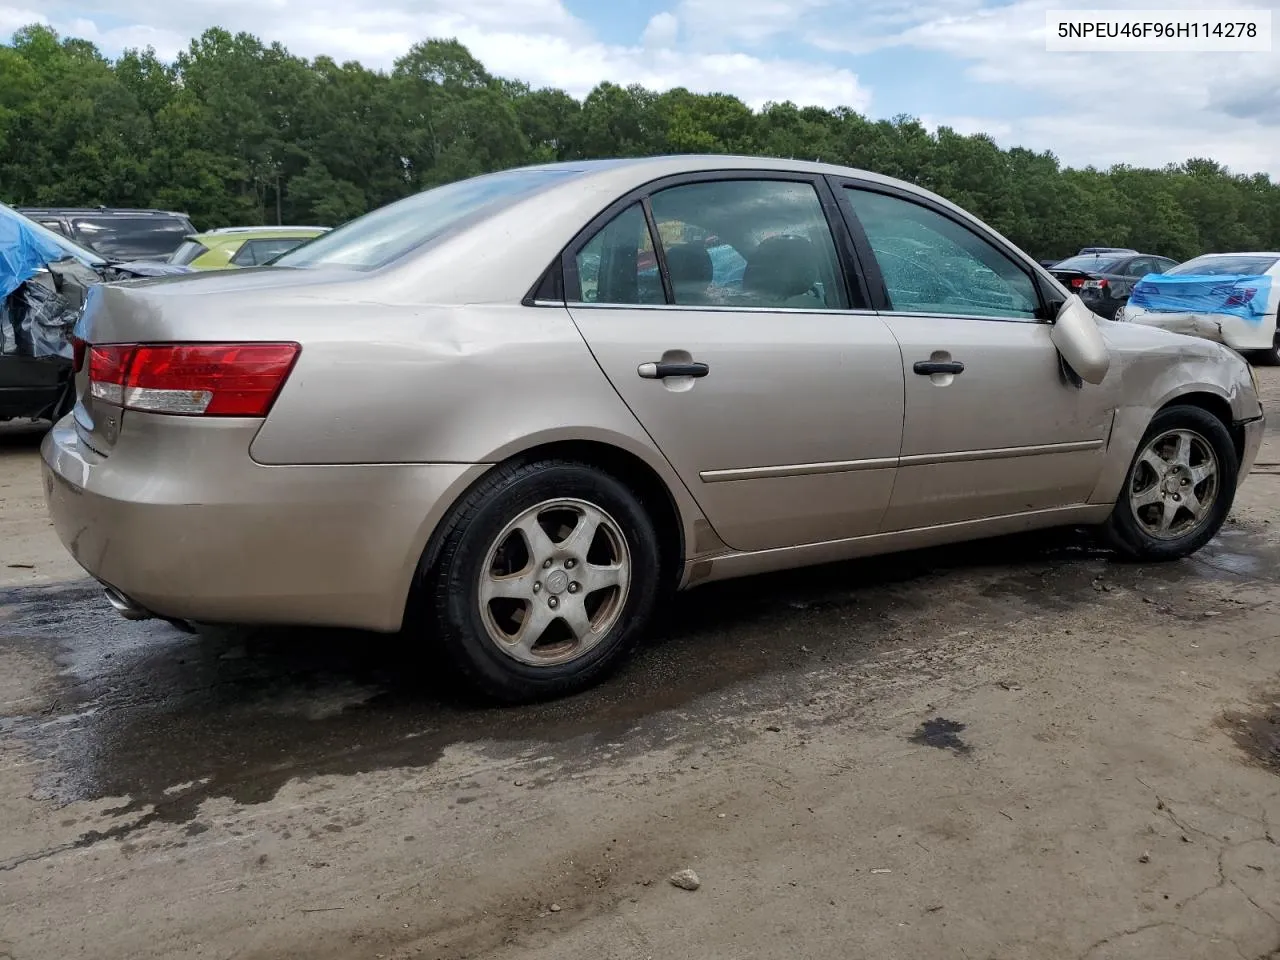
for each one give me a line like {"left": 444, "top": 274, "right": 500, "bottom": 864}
{"left": 2, "top": 24, "right": 1278, "bottom": 262}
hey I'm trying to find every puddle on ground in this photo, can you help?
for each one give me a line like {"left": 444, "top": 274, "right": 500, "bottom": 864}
{"left": 2, "top": 525, "right": 1279, "bottom": 843}
{"left": 909, "top": 717, "right": 971, "bottom": 755}
{"left": 1220, "top": 689, "right": 1280, "bottom": 775}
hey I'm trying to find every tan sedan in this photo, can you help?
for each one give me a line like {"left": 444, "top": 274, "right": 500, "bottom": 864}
{"left": 42, "top": 156, "right": 1265, "bottom": 702}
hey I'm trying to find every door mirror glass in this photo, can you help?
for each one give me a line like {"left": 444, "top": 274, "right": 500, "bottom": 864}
{"left": 1050, "top": 294, "right": 1111, "bottom": 385}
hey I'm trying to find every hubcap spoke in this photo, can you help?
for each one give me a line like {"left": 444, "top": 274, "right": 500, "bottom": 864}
{"left": 514, "top": 603, "right": 555, "bottom": 652}
{"left": 1182, "top": 489, "right": 1204, "bottom": 518}
{"left": 1189, "top": 461, "right": 1216, "bottom": 486}
{"left": 1140, "top": 451, "right": 1168, "bottom": 477}
{"left": 480, "top": 568, "right": 538, "bottom": 604}
{"left": 559, "top": 510, "right": 601, "bottom": 557}
{"left": 1131, "top": 484, "right": 1163, "bottom": 509}
{"left": 1156, "top": 499, "right": 1177, "bottom": 534}
{"left": 515, "top": 514, "right": 557, "bottom": 560}
{"left": 582, "top": 562, "right": 625, "bottom": 595}
{"left": 559, "top": 600, "right": 595, "bottom": 641}
{"left": 1170, "top": 431, "right": 1193, "bottom": 467}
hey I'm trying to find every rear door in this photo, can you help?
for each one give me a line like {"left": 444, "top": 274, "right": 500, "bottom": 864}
{"left": 834, "top": 181, "right": 1116, "bottom": 531}
{"left": 565, "top": 173, "right": 906, "bottom": 553}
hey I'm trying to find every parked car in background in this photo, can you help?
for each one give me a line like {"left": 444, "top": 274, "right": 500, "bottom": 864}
{"left": 17, "top": 207, "right": 195, "bottom": 261}
{"left": 1, "top": 204, "right": 190, "bottom": 423}
{"left": 1049, "top": 252, "right": 1179, "bottom": 319}
{"left": 169, "top": 226, "right": 329, "bottom": 270}
{"left": 1119, "top": 252, "right": 1280, "bottom": 364}
{"left": 41, "top": 156, "right": 1264, "bottom": 703}
{"left": 1078, "top": 247, "right": 1138, "bottom": 256}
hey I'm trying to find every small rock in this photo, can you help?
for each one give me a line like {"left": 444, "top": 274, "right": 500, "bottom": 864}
{"left": 6, "top": 562, "right": 34, "bottom": 569}
{"left": 513, "top": 780, "right": 525, "bottom": 787}
{"left": 1142, "top": 596, "right": 1155, "bottom": 604}
{"left": 1203, "top": 610, "right": 1220, "bottom": 618}
{"left": 549, "top": 903, "right": 562, "bottom": 913}
{"left": 765, "top": 725, "right": 782, "bottom": 733}
{"left": 1138, "top": 852, "right": 1151, "bottom": 864}
{"left": 717, "top": 813, "right": 726, "bottom": 819}
{"left": 669, "top": 869, "right": 701, "bottom": 891}
{"left": 1181, "top": 835, "right": 1190, "bottom": 843}
{"left": 1156, "top": 800, "right": 1165, "bottom": 810}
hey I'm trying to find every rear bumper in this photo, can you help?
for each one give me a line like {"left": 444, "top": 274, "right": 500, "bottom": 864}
{"left": 41, "top": 415, "right": 487, "bottom": 631}
{"left": 1127, "top": 311, "right": 1273, "bottom": 352}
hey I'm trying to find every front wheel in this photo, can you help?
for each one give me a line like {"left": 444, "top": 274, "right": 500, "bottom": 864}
{"left": 1104, "top": 404, "right": 1238, "bottom": 561}
{"left": 423, "top": 460, "right": 662, "bottom": 703}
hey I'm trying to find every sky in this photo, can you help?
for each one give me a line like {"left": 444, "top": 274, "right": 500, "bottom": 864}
{"left": 3, "top": 0, "right": 1280, "bottom": 176}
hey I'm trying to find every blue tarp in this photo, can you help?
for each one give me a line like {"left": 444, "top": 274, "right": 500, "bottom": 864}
{"left": 1129, "top": 273, "right": 1273, "bottom": 325}
{"left": 0, "top": 210, "right": 69, "bottom": 299}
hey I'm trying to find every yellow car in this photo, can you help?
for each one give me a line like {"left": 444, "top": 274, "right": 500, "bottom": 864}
{"left": 168, "top": 226, "right": 329, "bottom": 270}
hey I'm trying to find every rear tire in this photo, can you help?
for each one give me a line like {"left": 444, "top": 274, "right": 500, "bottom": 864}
{"left": 1104, "top": 404, "right": 1238, "bottom": 561}
{"left": 423, "top": 459, "right": 662, "bottom": 704}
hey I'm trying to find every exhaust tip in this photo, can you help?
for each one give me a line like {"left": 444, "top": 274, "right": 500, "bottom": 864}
{"left": 103, "top": 586, "right": 153, "bottom": 621}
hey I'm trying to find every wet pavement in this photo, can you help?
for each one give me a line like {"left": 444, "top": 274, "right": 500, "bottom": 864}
{"left": 3, "top": 522, "right": 1277, "bottom": 855}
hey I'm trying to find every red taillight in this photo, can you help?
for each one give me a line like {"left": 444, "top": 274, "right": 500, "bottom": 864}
{"left": 70, "top": 335, "right": 87, "bottom": 373}
{"left": 1070, "top": 278, "right": 1085, "bottom": 288}
{"left": 87, "top": 343, "right": 300, "bottom": 417}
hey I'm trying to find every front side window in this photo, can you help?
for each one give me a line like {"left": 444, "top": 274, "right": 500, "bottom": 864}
{"left": 846, "top": 188, "right": 1039, "bottom": 320}
{"left": 572, "top": 203, "right": 664, "bottom": 306}
{"left": 649, "top": 179, "right": 851, "bottom": 310}
{"left": 169, "top": 240, "right": 209, "bottom": 265}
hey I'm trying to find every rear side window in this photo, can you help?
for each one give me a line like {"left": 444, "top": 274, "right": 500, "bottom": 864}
{"left": 846, "top": 188, "right": 1039, "bottom": 320}
{"left": 648, "top": 179, "right": 851, "bottom": 310}
{"left": 1168, "top": 255, "right": 1279, "bottom": 276}
{"left": 572, "top": 204, "right": 664, "bottom": 306}
{"left": 274, "top": 168, "right": 578, "bottom": 271}
{"left": 72, "top": 216, "right": 191, "bottom": 260}
{"left": 230, "top": 238, "right": 308, "bottom": 266}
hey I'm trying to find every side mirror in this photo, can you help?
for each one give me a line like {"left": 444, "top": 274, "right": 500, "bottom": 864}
{"left": 1049, "top": 294, "right": 1110, "bottom": 385}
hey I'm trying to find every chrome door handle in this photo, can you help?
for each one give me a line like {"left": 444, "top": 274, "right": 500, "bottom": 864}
{"left": 638, "top": 361, "right": 710, "bottom": 379}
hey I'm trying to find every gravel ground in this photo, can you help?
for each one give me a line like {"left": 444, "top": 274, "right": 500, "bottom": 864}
{"left": 2, "top": 371, "right": 1280, "bottom": 960}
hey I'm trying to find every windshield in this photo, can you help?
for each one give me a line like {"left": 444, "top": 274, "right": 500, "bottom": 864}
{"left": 1053, "top": 255, "right": 1126, "bottom": 273}
{"left": 0, "top": 202, "right": 107, "bottom": 266}
{"left": 1167, "top": 255, "right": 1279, "bottom": 276}
{"left": 273, "top": 168, "right": 579, "bottom": 270}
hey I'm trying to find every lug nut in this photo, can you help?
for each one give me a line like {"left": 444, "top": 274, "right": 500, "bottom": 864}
{"left": 533, "top": 581, "right": 542, "bottom": 593}
{"left": 543, "top": 558, "right": 553, "bottom": 568}
{"left": 548, "top": 596, "right": 559, "bottom": 609}
{"left": 565, "top": 558, "right": 576, "bottom": 569}
{"left": 568, "top": 582, "right": 580, "bottom": 594}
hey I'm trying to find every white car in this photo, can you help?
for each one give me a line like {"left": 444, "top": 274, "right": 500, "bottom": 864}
{"left": 1119, "top": 253, "right": 1280, "bottom": 364}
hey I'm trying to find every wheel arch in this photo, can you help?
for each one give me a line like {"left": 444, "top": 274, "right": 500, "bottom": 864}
{"left": 400, "top": 433, "right": 705, "bottom": 631}
{"left": 1155, "top": 390, "right": 1244, "bottom": 464}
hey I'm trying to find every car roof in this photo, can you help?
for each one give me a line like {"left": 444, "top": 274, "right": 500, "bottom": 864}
{"left": 1188, "top": 251, "right": 1280, "bottom": 258}
{"left": 201, "top": 225, "right": 330, "bottom": 235}
{"left": 17, "top": 206, "right": 192, "bottom": 218}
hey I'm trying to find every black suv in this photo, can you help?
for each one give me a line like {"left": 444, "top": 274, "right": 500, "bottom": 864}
{"left": 17, "top": 207, "right": 195, "bottom": 261}
{"left": 1049, "top": 252, "right": 1179, "bottom": 320}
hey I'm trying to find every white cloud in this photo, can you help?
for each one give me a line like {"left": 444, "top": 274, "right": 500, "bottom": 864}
{"left": 642, "top": 11, "right": 679, "bottom": 48}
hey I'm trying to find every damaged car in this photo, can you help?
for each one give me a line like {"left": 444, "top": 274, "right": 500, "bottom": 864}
{"left": 1118, "top": 253, "right": 1280, "bottom": 365}
{"left": 1, "top": 203, "right": 190, "bottom": 422}
{"left": 40, "top": 157, "right": 1265, "bottom": 703}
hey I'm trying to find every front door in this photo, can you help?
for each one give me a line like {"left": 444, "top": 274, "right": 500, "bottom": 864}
{"left": 566, "top": 176, "right": 906, "bottom": 553}
{"left": 837, "top": 184, "right": 1117, "bottom": 531}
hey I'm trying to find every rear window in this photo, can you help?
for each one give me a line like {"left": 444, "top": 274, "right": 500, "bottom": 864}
{"left": 169, "top": 240, "right": 209, "bottom": 265}
{"left": 273, "top": 169, "right": 578, "bottom": 271}
{"left": 72, "top": 216, "right": 193, "bottom": 260}
{"left": 1167, "top": 255, "right": 1279, "bottom": 277}
{"left": 1053, "top": 255, "right": 1126, "bottom": 273}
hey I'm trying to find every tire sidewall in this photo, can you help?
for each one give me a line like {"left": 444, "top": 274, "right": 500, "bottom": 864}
{"left": 433, "top": 462, "right": 661, "bottom": 701}
{"left": 1109, "top": 405, "right": 1238, "bottom": 560}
